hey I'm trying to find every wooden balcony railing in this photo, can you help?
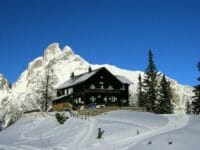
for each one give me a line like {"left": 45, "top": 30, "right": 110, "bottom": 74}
{"left": 85, "top": 89, "right": 122, "bottom": 94}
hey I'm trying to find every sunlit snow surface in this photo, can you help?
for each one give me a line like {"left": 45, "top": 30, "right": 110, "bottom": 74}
{"left": 0, "top": 110, "right": 198, "bottom": 150}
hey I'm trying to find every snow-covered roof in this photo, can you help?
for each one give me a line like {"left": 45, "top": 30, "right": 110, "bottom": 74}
{"left": 51, "top": 94, "right": 72, "bottom": 102}
{"left": 56, "top": 67, "right": 132, "bottom": 90}
{"left": 56, "top": 69, "right": 100, "bottom": 89}
{"left": 116, "top": 76, "right": 133, "bottom": 84}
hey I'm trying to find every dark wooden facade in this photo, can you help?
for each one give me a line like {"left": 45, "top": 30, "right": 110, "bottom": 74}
{"left": 52, "top": 67, "right": 131, "bottom": 111}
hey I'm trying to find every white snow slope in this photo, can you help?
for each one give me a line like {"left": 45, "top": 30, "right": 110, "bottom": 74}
{"left": 0, "top": 110, "right": 198, "bottom": 150}
{"left": 0, "top": 43, "right": 193, "bottom": 128}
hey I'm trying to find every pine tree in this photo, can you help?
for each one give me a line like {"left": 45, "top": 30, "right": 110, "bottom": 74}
{"left": 137, "top": 73, "right": 144, "bottom": 107}
{"left": 192, "top": 62, "right": 200, "bottom": 114}
{"left": 143, "top": 50, "right": 160, "bottom": 112}
{"left": 186, "top": 101, "right": 191, "bottom": 114}
{"left": 158, "top": 75, "right": 173, "bottom": 114}
{"left": 40, "top": 61, "right": 57, "bottom": 112}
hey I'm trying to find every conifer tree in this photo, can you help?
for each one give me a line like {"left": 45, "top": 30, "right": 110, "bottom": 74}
{"left": 137, "top": 73, "right": 144, "bottom": 107}
{"left": 186, "top": 101, "right": 192, "bottom": 114}
{"left": 192, "top": 62, "right": 200, "bottom": 114}
{"left": 143, "top": 50, "right": 160, "bottom": 112}
{"left": 158, "top": 75, "right": 173, "bottom": 114}
{"left": 40, "top": 61, "right": 57, "bottom": 112}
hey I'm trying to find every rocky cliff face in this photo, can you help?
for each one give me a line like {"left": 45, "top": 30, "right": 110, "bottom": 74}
{"left": 0, "top": 74, "right": 11, "bottom": 108}
{"left": 0, "top": 43, "right": 193, "bottom": 128}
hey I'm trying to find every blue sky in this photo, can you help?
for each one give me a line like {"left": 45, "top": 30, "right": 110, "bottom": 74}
{"left": 0, "top": 0, "right": 199, "bottom": 85}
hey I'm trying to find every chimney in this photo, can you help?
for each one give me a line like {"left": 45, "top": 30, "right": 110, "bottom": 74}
{"left": 70, "top": 72, "right": 75, "bottom": 78}
{"left": 88, "top": 66, "right": 92, "bottom": 73}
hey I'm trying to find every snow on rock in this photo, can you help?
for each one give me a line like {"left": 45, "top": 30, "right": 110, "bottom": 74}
{"left": 43, "top": 43, "right": 61, "bottom": 61}
{"left": 167, "top": 79, "right": 193, "bottom": 113}
{"left": 0, "top": 43, "right": 194, "bottom": 129}
{"left": 62, "top": 45, "right": 75, "bottom": 56}
{"left": 0, "top": 74, "right": 10, "bottom": 91}
{"left": 0, "top": 74, "right": 11, "bottom": 129}
{"left": 0, "top": 43, "right": 91, "bottom": 128}
{"left": 0, "top": 74, "right": 11, "bottom": 112}
{"left": 0, "top": 74, "right": 10, "bottom": 101}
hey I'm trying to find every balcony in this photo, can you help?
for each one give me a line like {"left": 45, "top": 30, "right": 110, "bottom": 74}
{"left": 85, "top": 88, "right": 122, "bottom": 94}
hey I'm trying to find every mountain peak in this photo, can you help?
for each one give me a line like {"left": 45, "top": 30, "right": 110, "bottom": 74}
{"left": 62, "top": 45, "right": 74, "bottom": 56}
{"left": 43, "top": 43, "right": 62, "bottom": 61}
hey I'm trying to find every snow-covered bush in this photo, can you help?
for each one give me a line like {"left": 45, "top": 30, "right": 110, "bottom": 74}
{"left": 55, "top": 112, "right": 68, "bottom": 124}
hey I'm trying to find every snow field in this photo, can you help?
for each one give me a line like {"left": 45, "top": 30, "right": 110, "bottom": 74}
{"left": 0, "top": 110, "right": 196, "bottom": 150}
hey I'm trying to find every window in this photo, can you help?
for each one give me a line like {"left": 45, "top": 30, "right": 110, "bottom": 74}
{"left": 112, "top": 96, "right": 117, "bottom": 102}
{"left": 99, "top": 82, "right": 104, "bottom": 89}
{"left": 122, "top": 85, "right": 125, "bottom": 90}
{"left": 78, "top": 97, "right": 82, "bottom": 103}
{"left": 104, "top": 97, "right": 107, "bottom": 102}
{"left": 90, "top": 84, "right": 95, "bottom": 89}
{"left": 108, "top": 85, "right": 113, "bottom": 90}
{"left": 90, "top": 96, "right": 96, "bottom": 103}
{"left": 109, "top": 96, "right": 117, "bottom": 102}
{"left": 68, "top": 88, "right": 73, "bottom": 94}
{"left": 64, "top": 89, "right": 68, "bottom": 95}
{"left": 121, "top": 99, "right": 127, "bottom": 104}
{"left": 74, "top": 97, "right": 83, "bottom": 104}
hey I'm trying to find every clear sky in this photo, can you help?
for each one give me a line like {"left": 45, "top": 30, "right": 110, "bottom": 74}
{"left": 0, "top": 0, "right": 199, "bottom": 86}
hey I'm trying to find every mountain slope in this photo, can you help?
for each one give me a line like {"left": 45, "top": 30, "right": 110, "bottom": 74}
{"left": 0, "top": 43, "right": 193, "bottom": 128}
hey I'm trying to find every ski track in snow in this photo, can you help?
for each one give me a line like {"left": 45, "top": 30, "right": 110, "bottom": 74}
{"left": 0, "top": 113, "right": 189, "bottom": 150}
{"left": 72, "top": 114, "right": 189, "bottom": 150}
{"left": 77, "top": 118, "right": 95, "bottom": 150}
{"left": 17, "top": 119, "right": 42, "bottom": 143}
{"left": 65, "top": 114, "right": 189, "bottom": 150}
{"left": 119, "top": 114, "right": 189, "bottom": 150}
{"left": 12, "top": 117, "right": 48, "bottom": 145}
{"left": 96, "top": 118, "right": 154, "bottom": 130}
{"left": 0, "top": 144, "right": 41, "bottom": 150}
